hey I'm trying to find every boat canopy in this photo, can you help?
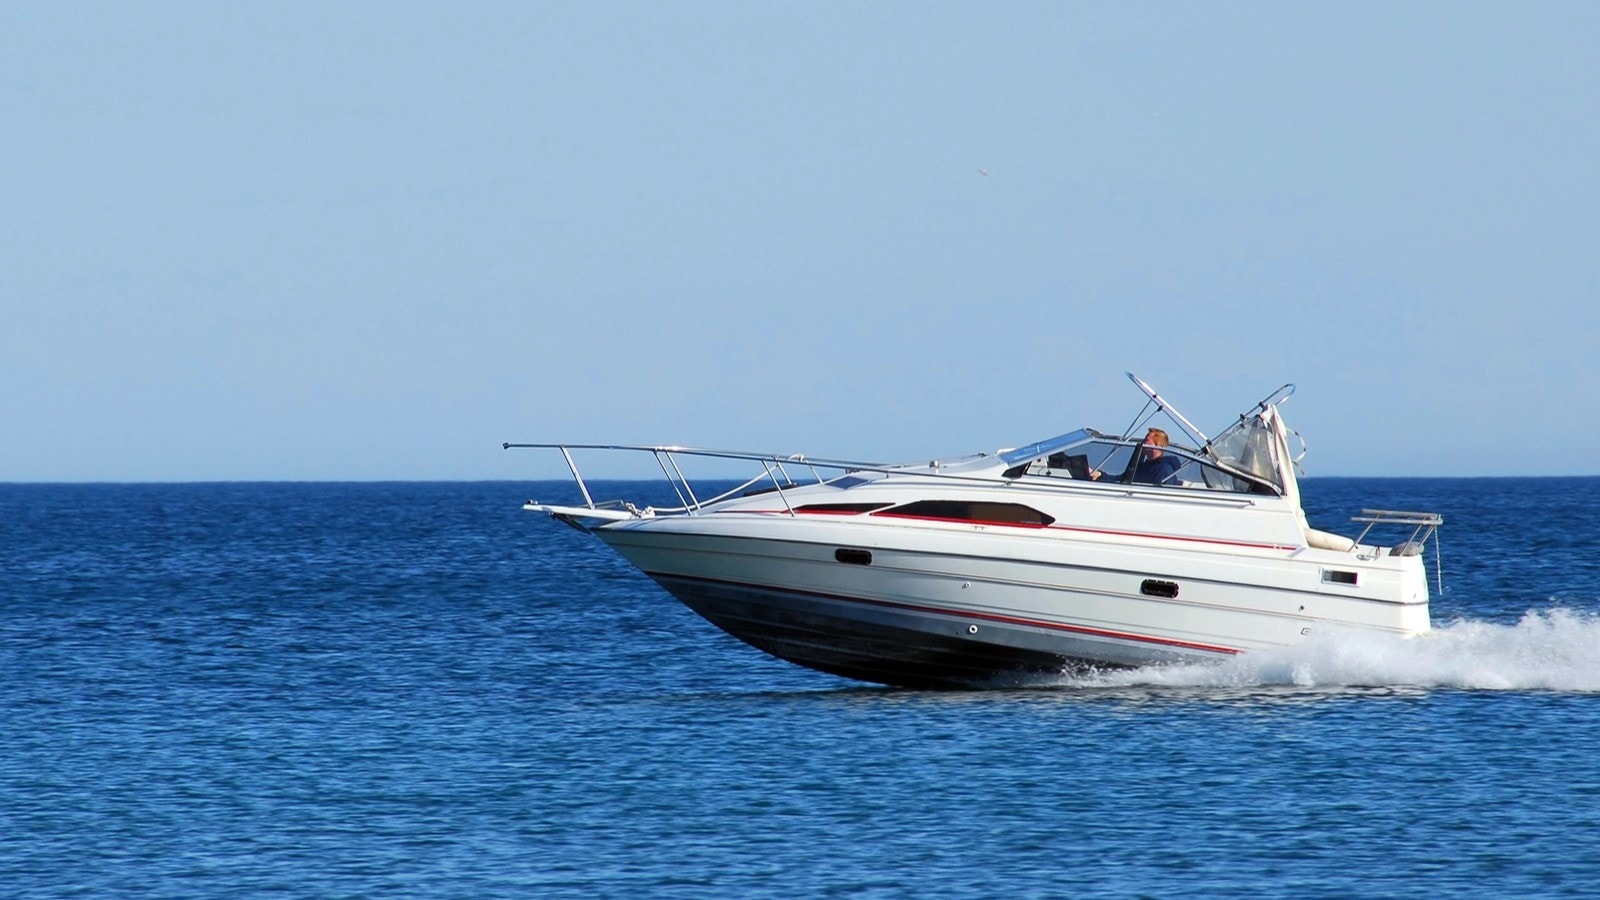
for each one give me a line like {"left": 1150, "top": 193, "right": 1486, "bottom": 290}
{"left": 1206, "top": 404, "right": 1293, "bottom": 495}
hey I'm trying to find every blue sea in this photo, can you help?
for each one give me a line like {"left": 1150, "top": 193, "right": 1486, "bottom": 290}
{"left": 4, "top": 478, "right": 1599, "bottom": 897}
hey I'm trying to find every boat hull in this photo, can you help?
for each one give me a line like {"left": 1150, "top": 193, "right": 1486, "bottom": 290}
{"left": 589, "top": 513, "right": 1429, "bottom": 689}
{"left": 649, "top": 571, "right": 1207, "bottom": 688}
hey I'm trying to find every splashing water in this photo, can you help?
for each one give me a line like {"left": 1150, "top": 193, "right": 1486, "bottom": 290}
{"left": 1070, "top": 608, "right": 1600, "bottom": 693}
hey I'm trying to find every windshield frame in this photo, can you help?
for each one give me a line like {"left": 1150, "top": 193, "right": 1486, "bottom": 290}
{"left": 1001, "top": 428, "right": 1283, "bottom": 495}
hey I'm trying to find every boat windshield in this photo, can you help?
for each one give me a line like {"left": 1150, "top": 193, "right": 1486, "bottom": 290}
{"left": 999, "top": 377, "right": 1296, "bottom": 495}
{"left": 998, "top": 429, "right": 1098, "bottom": 466}
{"left": 1000, "top": 427, "right": 1281, "bottom": 494}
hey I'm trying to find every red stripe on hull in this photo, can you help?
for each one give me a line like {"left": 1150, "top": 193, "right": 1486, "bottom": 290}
{"left": 715, "top": 509, "right": 1299, "bottom": 552}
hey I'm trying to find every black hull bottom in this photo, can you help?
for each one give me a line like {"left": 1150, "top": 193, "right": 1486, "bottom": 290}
{"left": 647, "top": 573, "right": 1189, "bottom": 689}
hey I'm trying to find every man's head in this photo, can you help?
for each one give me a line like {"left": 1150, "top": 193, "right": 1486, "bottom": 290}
{"left": 1145, "top": 428, "right": 1169, "bottom": 448}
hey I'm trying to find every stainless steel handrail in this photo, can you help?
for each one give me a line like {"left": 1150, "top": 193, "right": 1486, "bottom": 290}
{"left": 503, "top": 441, "right": 1264, "bottom": 516}
{"left": 1350, "top": 509, "right": 1444, "bottom": 548}
{"left": 1349, "top": 509, "right": 1445, "bottom": 594}
{"left": 503, "top": 442, "right": 891, "bottom": 471}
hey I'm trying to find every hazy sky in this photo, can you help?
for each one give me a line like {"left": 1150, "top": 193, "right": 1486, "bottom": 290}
{"left": 5, "top": 3, "right": 1598, "bottom": 481}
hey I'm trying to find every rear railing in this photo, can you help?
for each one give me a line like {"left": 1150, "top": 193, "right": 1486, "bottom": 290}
{"left": 1350, "top": 509, "right": 1444, "bottom": 556}
{"left": 1350, "top": 509, "right": 1445, "bottom": 594}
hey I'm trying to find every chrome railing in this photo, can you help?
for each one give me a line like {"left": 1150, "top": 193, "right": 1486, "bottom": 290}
{"left": 1350, "top": 509, "right": 1444, "bottom": 553}
{"left": 502, "top": 440, "right": 1266, "bottom": 518}
{"left": 1350, "top": 508, "right": 1445, "bottom": 594}
{"left": 502, "top": 442, "right": 878, "bottom": 516}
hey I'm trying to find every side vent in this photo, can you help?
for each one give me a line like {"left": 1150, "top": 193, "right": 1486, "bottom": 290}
{"left": 1322, "top": 569, "right": 1359, "bottom": 586}
{"left": 1140, "top": 579, "right": 1179, "bottom": 599}
{"left": 835, "top": 548, "right": 872, "bottom": 566}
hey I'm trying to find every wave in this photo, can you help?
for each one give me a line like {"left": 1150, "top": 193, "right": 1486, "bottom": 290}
{"left": 1066, "top": 608, "right": 1600, "bottom": 693}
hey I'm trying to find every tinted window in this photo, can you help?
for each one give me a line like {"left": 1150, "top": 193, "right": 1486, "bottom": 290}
{"left": 876, "top": 500, "right": 1054, "bottom": 527}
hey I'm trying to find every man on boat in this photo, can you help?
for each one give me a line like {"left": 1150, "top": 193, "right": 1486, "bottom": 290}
{"left": 1091, "top": 428, "right": 1184, "bottom": 485}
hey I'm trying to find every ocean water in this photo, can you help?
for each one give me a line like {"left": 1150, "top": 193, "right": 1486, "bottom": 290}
{"left": 3, "top": 477, "right": 1599, "bottom": 897}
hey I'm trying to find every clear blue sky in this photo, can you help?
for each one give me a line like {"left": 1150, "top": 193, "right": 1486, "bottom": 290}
{"left": 5, "top": 3, "right": 1597, "bottom": 481}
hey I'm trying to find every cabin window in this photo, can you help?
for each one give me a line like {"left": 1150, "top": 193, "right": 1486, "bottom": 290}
{"left": 1322, "top": 569, "right": 1359, "bottom": 586}
{"left": 796, "top": 502, "right": 894, "bottom": 515}
{"left": 835, "top": 548, "right": 872, "bottom": 566}
{"left": 875, "top": 500, "right": 1055, "bottom": 527}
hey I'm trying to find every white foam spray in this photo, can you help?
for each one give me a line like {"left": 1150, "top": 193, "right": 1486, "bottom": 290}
{"left": 1066, "top": 608, "right": 1600, "bottom": 693}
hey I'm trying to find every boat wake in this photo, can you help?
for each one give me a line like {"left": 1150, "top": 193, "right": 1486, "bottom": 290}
{"left": 1063, "top": 608, "right": 1600, "bottom": 693}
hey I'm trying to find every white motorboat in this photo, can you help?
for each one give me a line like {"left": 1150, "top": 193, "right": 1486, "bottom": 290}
{"left": 507, "top": 375, "right": 1441, "bottom": 688}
